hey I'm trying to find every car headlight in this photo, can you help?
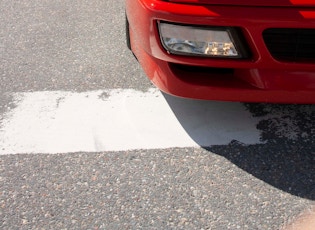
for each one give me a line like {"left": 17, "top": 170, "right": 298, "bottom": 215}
{"left": 159, "top": 22, "right": 247, "bottom": 58}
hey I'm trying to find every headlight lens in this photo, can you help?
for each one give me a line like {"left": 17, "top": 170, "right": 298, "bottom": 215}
{"left": 159, "top": 22, "right": 243, "bottom": 58}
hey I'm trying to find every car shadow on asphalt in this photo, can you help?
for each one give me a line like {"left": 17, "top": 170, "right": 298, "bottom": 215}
{"left": 163, "top": 93, "right": 315, "bottom": 200}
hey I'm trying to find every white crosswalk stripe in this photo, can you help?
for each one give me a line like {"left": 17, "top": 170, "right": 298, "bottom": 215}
{"left": 0, "top": 88, "right": 261, "bottom": 154}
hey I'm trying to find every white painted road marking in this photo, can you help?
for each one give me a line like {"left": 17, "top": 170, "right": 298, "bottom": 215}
{"left": 0, "top": 89, "right": 261, "bottom": 154}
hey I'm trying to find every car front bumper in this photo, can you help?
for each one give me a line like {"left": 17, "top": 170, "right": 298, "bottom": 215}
{"left": 126, "top": 0, "right": 315, "bottom": 103}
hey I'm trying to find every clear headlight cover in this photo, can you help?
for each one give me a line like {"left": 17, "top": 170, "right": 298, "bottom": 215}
{"left": 159, "top": 22, "right": 242, "bottom": 58}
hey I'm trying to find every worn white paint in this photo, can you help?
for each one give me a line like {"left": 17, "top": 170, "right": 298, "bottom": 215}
{"left": 0, "top": 89, "right": 261, "bottom": 154}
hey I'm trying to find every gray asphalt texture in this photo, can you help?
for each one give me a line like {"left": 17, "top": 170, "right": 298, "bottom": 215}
{"left": 0, "top": 0, "right": 314, "bottom": 229}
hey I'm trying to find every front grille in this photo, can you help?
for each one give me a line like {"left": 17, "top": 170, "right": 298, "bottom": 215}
{"left": 263, "top": 28, "right": 315, "bottom": 62}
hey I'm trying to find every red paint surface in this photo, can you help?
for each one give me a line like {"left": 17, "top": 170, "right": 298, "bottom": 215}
{"left": 126, "top": 0, "right": 315, "bottom": 103}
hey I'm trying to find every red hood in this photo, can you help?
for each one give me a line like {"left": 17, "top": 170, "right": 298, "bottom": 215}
{"left": 167, "top": 0, "right": 315, "bottom": 7}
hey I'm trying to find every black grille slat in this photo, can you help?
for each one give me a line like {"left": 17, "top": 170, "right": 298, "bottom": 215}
{"left": 263, "top": 28, "right": 315, "bottom": 62}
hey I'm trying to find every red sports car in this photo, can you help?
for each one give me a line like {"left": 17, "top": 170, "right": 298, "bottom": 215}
{"left": 125, "top": 0, "right": 315, "bottom": 103}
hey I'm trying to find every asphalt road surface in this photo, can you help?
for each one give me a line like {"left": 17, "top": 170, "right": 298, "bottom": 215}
{"left": 1, "top": 0, "right": 314, "bottom": 229}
